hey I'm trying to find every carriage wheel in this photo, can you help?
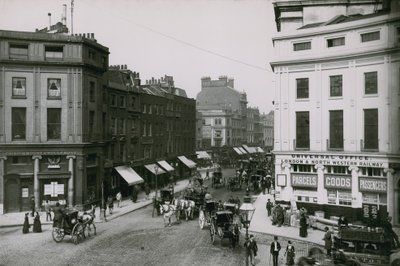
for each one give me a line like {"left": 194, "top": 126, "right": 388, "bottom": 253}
{"left": 71, "top": 223, "right": 84, "bottom": 245}
{"left": 52, "top": 227, "right": 65, "bottom": 243}
{"left": 210, "top": 223, "right": 215, "bottom": 244}
{"left": 199, "top": 210, "right": 205, "bottom": 229}
{"left": 84, "top": 222, "right": 96, "bottom": 237}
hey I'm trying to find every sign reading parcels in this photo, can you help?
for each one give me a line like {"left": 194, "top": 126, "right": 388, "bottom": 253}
{"left": 359, "top": 178, "right": 387, "bottom": 192}
{"left": 291, "top": 174, "right": 317, "bottom": 188}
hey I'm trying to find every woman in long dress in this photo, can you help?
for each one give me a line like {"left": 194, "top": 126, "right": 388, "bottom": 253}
{"left": 33, "top": 211, "right": 42, "bottom": 233}
{"left": 22, "top": 213, "right": 30, "bottom": 234}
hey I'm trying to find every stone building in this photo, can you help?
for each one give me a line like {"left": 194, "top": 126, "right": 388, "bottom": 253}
{"left": 261, "top": 111, "right": 274, "bottom": 152}
{"left": 271, "top": 0, "right": 400, "bottom": 225}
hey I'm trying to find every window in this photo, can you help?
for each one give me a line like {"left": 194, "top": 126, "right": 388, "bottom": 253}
{"left": 131, "top": 96, "right": 136, "bottom": 108}
{"left": 326, "top": 166, "right": 350, "bottom": 175}
{"left": 119, "top": 143, "right": 125, "bottom": 160}
{"left": 110, "top": 94, "right": 116, "bottom": 106}
{"left": 293, "top": 42, "right": 311, "bottom": 51}
{"left": 215, "top": 130, "right": 222, "bottom": 138}
{"left": 9, "top": 44, "right": 28, "bottom": 59}
{"left": 296, "top": 111, "right": 309, "bottom": 149}
{"left": 47, "top": 78, "right": 61, "bottom": 98}
{"left": 364, "top": 72, "right": 377, "bottom": 94}
{"left": 119, "top": 119, "right": 125, "bottom": 134}
{"left": 364, "top": 109, "right": 378, "bottom": 150}
{"left": 12, "top": 77, "right": 26, "bottom": 97}
{"left": 329, "top": 110, "right": 343, "bottom": 149}
{"left": 327, "top": 37, "right": 345, "bottom": 47}
{"left": 397, "top": 27, "right": 400, "bottom": 43}
{"left": 142, "top": 122, "right": 146, "bottom": 136}
{"left": 12, "top": 107, "right": 26, "bottom": 140}
{"left": 148, "top": 123, "right": 152, "bottom": 136}
{"left": 88, "top": 50, "right": 96, "bottom": 60}
{"left": 327, "top": 190, "right": 352, "bottom": 205}
{"left": 111, "top": 117, "right": 117, "bottom": 135}
{"left": 215, "top": 118, "right": 222, "bottom": 125}
{"left": 89, "top": 81, "right": 95, "bottom": 102}
{"left": 330, "top": 75, "right": 342, "bottom": 97}
{"left": 292, "top": 164, "right": 316, "bottom": 173}
{"left": 131, "top": 119, "right": 136, "bottom": 134}
{"left": 296, "top": 78, "right": 309, "bottom": 99}
{"left": 119, "top": 96, "right": 125, "bottom": 107}
{"left": 89, "top": 111, "right": 95, "bottom": 138}
{"left": 45, "top": 46, "right": 63, "bottom": 59}
{"left": 360, "top": 167, "right": 384, "bottom": 177}
{"left": 47, "top": 108, "right": 61, "bottom": 140}
{"left": 361, "top": 31, "right": 380, "bottom": 42}
{"left": 142, "top": 104, "right": 146, "bottom": 113}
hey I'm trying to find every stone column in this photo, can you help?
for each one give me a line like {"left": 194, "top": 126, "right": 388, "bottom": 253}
{"left": 315, "top": 164, "right": 326, "bottom": 204}
{"left": 349, "top": 166, "right": 361, "bottom": 208}
{"left": 280, "top": 162, "right": 292, "bottom": 201}
{"left": 67, "top": 155, "right": 76, "bottom": 208}
{"left": 0, "top": 156, "right": 7, "bottom": 214}
{"left": 32, "top": 155, "right": 42, "bottom": 210}
{"left": 384, "top": 168, "right": 394, "bottom": 218}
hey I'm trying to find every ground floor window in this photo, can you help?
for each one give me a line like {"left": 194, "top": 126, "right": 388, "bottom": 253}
{"left": 362, "top": 193, "right": 387, "bottom": 205}
{"left": 327, "top": 189, "right": 352, "bottom": 206}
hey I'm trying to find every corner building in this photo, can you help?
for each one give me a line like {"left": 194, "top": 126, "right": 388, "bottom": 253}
{"left": 0, "top": 30, "right": 109, "bottom": 213}
{"left": 271, "top": 2, "right": 400, "bottom": 225}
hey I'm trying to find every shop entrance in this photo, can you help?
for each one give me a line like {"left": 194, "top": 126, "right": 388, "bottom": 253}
{"left": 5, "top": 178, "right": 19, "bottom": 213}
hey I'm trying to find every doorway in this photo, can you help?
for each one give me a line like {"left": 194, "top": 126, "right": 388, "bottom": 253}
{"left": 5, "top": 178, "right": 20, "bottom": 213}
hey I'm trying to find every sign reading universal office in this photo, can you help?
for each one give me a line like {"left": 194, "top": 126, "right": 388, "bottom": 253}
{"left": 274, "top": 153, "right": 393, "bottom": 221}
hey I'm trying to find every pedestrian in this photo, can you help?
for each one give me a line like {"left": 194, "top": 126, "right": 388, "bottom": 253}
{"left": 323, "top": 227, "right": 333, "bottom": 257}
{"left": 144, "top": 183, "right": 150, "bottom": 200}
{"left": 266, "top": 176, "right": 272, "bottom": 194}
{"left": 33, "top": 212, "right": 42, "bottom": 233}
{"left": 22, "top": 212, "right": 30, "bottom": 234}
{"left": 270, "top": 236, "right": 281, "bottom": 266}
{"left": 299, "top": 212, "right": 308, "bottom": 237}
{"left": 244, "top": 234, "right": 258, "bottom": 266}
{"left": 116, "top": 191, "right": 122, "bottom": 208}
{"left": 30, "top": 196, "right": 35, "bottom": 217}
{"left": 53, "top": 202, "right": 64, "bottom": 230}
{"left": 107, "top": 195, "right": 114, "bottom": 215}
{"left": 44, "top": 199, "right": 52, "bottom": 221}
{"left": 266, "top": 199, "right": 273, "bottom": 217}
{"left": 284, "top": 240, "right": 295, "bottom": 266}
{"left": 338, "top": 215, "right": 349, "bottom": 229}
{"left": 261, "top": 177, "right": 266, "bottom": 194}
{"left": 276, "top": 204, "right": 284, "bottom": 227}
{"left": 383, "top": 216, "right": 400, "bottom": 249}
{"left": 205, "top": 170, "right": 209, "bottom": 180}
{"left": 131, "top": 185, "right": 138, "bottom": 203}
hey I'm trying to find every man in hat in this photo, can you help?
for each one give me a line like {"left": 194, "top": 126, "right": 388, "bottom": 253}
{"left": 244, "top": 234, "right": 258, "bottom": 266}
{"left": 270, "top": 236, "right": 281, "bottom": 266}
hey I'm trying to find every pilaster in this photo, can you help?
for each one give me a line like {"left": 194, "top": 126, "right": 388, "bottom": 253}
{"left": 315, "top": 164, "right": 327, "bottom": 203}
{"left": 67, "top": 155, "right": 76, "bottom": 208}
{"left": 384, "top": 168, "right": 395, "bottom": 218}
{"left": 32, "top": 155, "right": 42, "bottom": 210}
{"left": 349, "top": 166, "right": 361, "bottom": 208}
{"left": 0, "top": 156, "right": 7, "bottom": 214}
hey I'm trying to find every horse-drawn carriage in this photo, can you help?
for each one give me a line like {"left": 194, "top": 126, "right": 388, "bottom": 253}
{"left": 152, "top": 188, "right": 174, "bottom": 217}
{"left": 209, "top": 210, "right": 240, "bottom": 247}
{"left": 211, "top": 171, "right": 224, "bottom": 188}
{"left": 52, "top": 209, "right": 85, "bottom": 245}
{"left": 199, "top": 200, "right": 219, "bottom": 229}
{"left": 249, "top": 174, "right": 262, "bottom": 193}
{"left": 227, "top": 175, "right": 241, "bottom": 191}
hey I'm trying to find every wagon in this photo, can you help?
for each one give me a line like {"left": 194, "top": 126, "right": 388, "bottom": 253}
{"left": 212, "top": 171, "right": 224, "bottom": 188}
{"left": 52, "top": 209, "right": 85, "bottom": 245}
{"left": 199, "top": 200, "right": 218, "bottom": 229}
{"left": 210, "top": 210, "right": 240, "bottom": 247}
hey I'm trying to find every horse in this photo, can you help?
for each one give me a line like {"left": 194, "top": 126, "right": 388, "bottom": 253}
{"left": 80, "top": 204, "right": 96, "bottom": 237}
{"left": 180, "top": 199, "right": 195, "bottom": 221}
{"left": 159, "top": 204, "right": 177, "bottom": 227}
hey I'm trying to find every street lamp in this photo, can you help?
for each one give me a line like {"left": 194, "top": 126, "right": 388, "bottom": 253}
{"left": 239, "top": 195, "right": 256, "bottom": 266}
{"left": 154, "top": 164, "right": 159, "bottom": 199}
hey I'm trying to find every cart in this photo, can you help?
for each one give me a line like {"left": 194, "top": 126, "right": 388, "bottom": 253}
{"left": 52, "top": 209, "right": 85, "bottom": 245}
{"left": 210, "top": 210, "right": 239, "bottom": 247}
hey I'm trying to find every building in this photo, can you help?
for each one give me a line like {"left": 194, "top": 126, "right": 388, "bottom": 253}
{"left": 246, "top": 107, "right": 263, "bottom": 147}
{"left": 271, "top": 0, "right": 400, "bottom": 225}
{"left": 261, "top": 111, "right": 274, "bottom": 152}
{"left": 196, "top": 76, "right": 248, "bottom": 149}
{"left": 0, "top": 29, "right": 109, "bottom": 213}
{"left": 195, "top": 111, "right": 203, "bottom": 150}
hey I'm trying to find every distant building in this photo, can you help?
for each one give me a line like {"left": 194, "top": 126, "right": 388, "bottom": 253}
{"left": 261, "top": 111, "right": 274, "bottom": 152}
{"left": 271, "top": 0, "right": 400, "bottom": 225}
{"left": 246, "top": 107, "right": 263, "bottom": 147}
{"left": 196, "top": 76, "right": 248, "bottom": 149}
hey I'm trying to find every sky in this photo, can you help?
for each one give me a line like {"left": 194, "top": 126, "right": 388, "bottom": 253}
{"left": 0, "top": 0, "right": 277, "bottom": 114}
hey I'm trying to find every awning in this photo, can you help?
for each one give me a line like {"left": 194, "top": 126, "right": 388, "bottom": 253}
{"left": 145, "top": 164, "right": 166, "bottom": 175}
{"left": 233, "top": 147, "right": 243, "bottom": 155}
{"left": 178, "top": 156, "right": 197, "bottom": 169}
{"left": 196, "top": 151, "right": 211, "bottom": 159}
{"left": 238, "top": 147, "right": 248, "bottom": 154}
{"left": 114, "top": 166, "right": 144, "bottom": 186}
{"left": 255, "top": 147, "right": 265, "bottom": 153}
{"left": 243, "top": 145, "right": 257, "bottom": 154}
{"left": 157, "top": 160, "right": 175, "bottom": 172}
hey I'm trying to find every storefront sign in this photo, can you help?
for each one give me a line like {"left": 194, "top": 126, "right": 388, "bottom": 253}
{"left": 324, "top": 175, "right": 351, "bottom": 190}
{"left": 291, "top": 174, "right": 317, "bottom": 188}
{"left": 359, "top": 178, "right": 387, "bottom": 193}
{"left": 280, "top": 153, "right": 388, "bottom": 168}
{"left": 22, "top": 188, "right": 29, "bottom": 198}
{"left": 44, "top": 182, "right": 65, "bottom": 197}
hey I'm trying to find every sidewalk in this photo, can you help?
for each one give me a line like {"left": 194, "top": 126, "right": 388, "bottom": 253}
{"left": 0, "top": 179, "right": 190, "bottom": 228}
{"left": 249, "top": 193, "right": 325, "bottom": 247}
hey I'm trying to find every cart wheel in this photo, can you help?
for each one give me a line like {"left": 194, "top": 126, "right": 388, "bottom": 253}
{"left": 199, "top": 210, "right": 205, "bottom": 229}
{"left": 84, "top": 222, "right": 96, "bottom": 237}
{"left": 72, "top": 223, "right": 84, "bottom": 245}
{"left": 391, "top": 259, "right": 400, "bottom": 266}
{"left": 52, "top": 227, "right": 65, "bottom": 243}
{"left": 210, "top": 223, "right": 215, "bottom": 244}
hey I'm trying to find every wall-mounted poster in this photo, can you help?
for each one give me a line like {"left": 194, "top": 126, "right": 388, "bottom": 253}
{"left": 22, "top": 188, "right": 29, "bottom": 198}
{"left": 277, "top": 174, "right": 286, "bottom": 187}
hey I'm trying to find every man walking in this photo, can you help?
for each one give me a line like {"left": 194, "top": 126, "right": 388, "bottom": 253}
{"left": 244, "top": 234, "right": 258, "bottom": 266}
{"left": 270, "top": 236, "right": 281, "bottom": 266}
{"left": 116, "top": 191, "right": 122, "bottom": 208}
{"left": 44, "top": 200, "right": 52, "bottom": 221}
{"left": 323, "top": 227, "right": 333, "bottom": 257}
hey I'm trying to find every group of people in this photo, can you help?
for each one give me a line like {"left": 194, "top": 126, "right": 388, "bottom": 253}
{"left": 244, "top": 235, "right": 295, "bottom": 266}
{"left": 22, "top": 211, "right": 42, "bottom": 234}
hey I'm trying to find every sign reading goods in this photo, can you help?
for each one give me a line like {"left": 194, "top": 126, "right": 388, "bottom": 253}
{"left": 359, "top": 178, "right": 387, "bottom": 192}
{"left": 324, "top": 175, "right": 351, "bottom": 189}
{"left": 291, "top": 174, "right": 317, "bottom": 188}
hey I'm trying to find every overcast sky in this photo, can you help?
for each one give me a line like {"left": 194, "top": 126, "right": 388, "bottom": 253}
{"left": 0, "top": 0, "right": 276, "bottom": 113}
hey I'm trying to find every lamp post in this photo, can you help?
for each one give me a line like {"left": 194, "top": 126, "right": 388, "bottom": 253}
{"left": 239, "top": 195, "right": 255, "bottom": 266}
{"left": 154, "top": 164, "right": 159, "bottom": 199}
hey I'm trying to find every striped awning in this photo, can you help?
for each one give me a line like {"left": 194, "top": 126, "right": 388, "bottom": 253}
{"left": 114, "top": 166, "right": 144, "bottom": 186}
{"left": 238, "top": 147, "right": 248, "bottom": 154}
{"left": 178, "top": 156, "right": 197, "bottom": 169}
{"left": 157, "top": 160, "right": 175, "bottom": 172}
{"left": 233, "top": 147, "right": 243, "bottom": 155}
{"left": 196, "top": 151, "right": 211, "bottom": 159}
{"left": 145, "top": 164, "right": 166, "bottom": 175}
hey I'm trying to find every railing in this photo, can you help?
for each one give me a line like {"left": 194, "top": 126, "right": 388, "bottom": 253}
{"left": 326, "top": 139, "right": 344, "bottom": 151}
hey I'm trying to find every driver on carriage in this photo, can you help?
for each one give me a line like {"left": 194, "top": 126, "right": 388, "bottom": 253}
{"left": 53, "top": 202, "right": 65, "bottom": 230}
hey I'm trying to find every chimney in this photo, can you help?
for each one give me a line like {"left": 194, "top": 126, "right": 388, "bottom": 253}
{"left": 48, "top": 13, "right": 52, "bottom": 29}
{"left": 125, "top": 64, "right": 127, "bottom": 70}
{"left": 62, "top": 4, "right": 67, "bottom": 25}
{"left": 228, "top": 78, "right": 234, "bottom": 88}
{"left": 91, "top": 33, "right": 94, "bottom": 39}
